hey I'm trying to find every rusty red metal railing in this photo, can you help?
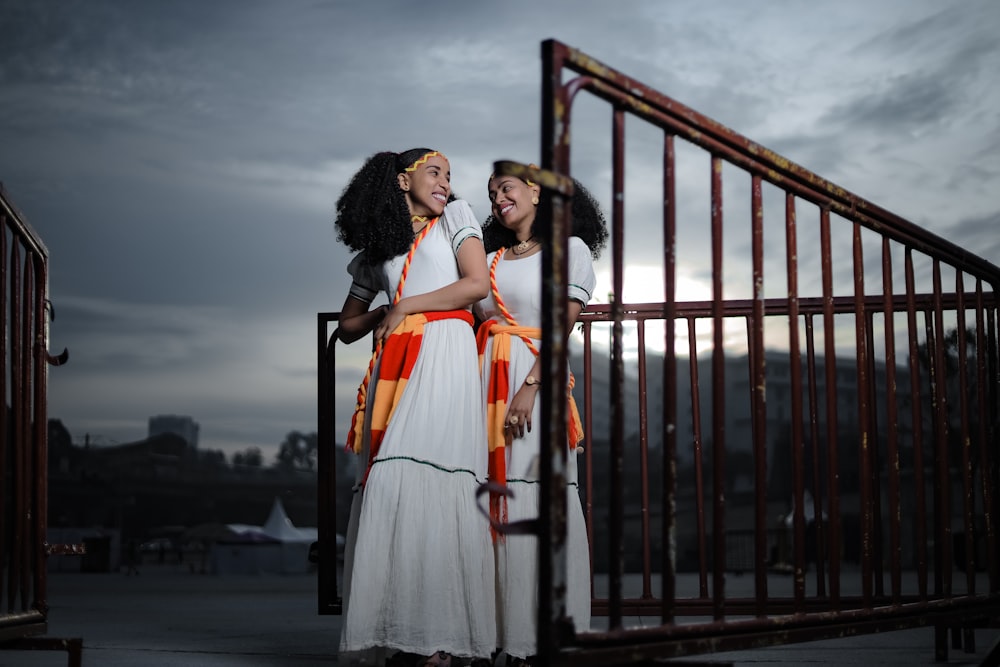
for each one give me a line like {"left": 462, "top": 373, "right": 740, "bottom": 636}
{"left": 0, "top": 185, "right": 76, "bottom": 666}
{"left": 317, "top": 39, "right": 1000, "bottom": 666}
{"left": 524, "top": 39, "right": 1000, "bottom": 665}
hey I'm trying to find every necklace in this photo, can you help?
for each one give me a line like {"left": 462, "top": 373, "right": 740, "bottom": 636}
{"left": 411, "top": 215, "right": 429, "bottom": 234}
{"left": 511, "top": 237, "right": 539, "bottom": 255}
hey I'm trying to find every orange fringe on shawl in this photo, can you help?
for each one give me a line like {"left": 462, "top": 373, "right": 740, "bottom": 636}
{"left": 350, "top": 309, "right": 474, "bottom": 484}
{"left": 476, "top": 320, "right": 584, "bottom": 540}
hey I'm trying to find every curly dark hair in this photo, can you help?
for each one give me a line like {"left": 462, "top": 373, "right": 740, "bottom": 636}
{"left": 334, "top": 148, "right": 456, "bottom": 265}
{"left": 481, "top": 176, "right": 608, "bottom": 259}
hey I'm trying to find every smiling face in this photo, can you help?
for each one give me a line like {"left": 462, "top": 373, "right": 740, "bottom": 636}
{"left": 487, "top": 174, "right": 540, "bottom": 238}
{"left": 398, "top": 154, "right": 451, "bottom": 218}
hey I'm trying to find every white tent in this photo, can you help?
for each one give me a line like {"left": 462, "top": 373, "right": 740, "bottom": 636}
{"left": 210, "top": 498, "right": 317, "bottom": 574}
{"left": 260, "top": 497, "right": 316, "bottom": 573}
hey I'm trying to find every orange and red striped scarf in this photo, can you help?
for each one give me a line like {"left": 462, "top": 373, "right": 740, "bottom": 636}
{"left": 356, "top": 309, "right": 473, "bottom": 483}
{"left": 346, "top": 216, "right": 473, "bottom": 483}
{"left": 476, "top": 250, "right": 584, "bottom": 537}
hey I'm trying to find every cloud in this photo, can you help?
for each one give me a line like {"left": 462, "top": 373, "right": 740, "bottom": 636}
{"left": 2, "top": 0, "right": 998, "bottom": 459}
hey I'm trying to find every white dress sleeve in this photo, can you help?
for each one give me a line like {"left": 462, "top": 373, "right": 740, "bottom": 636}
{"left": 567, "top": 236, "right": 596, "bottom": 306}
{"left": 440, "top": 199, "right": 483, "bottom": 255}
{"left": 346, "top": 252, "right": 382, "bottom": 304}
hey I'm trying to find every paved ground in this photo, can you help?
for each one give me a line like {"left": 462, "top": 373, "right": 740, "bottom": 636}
{"left": 4, "top": 565, "right": 998, "bottom": 666}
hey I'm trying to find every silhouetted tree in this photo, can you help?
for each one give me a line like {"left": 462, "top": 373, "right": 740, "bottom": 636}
{"left": 232, "top": 447, "right": 263, "bottom": 467}
{"left": 275, "top": 431, "right": 317, "bottom": 471}
{"left": 917, "top": 326, "right": 987, "bottom": 475}
{"left": 198, "top": 449, "right": 227, "bottom": 468}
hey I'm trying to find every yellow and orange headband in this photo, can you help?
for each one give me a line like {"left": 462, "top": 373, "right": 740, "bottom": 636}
{"left": 404, "top": 151, "right": 444, "bottom": 172}
{"left": 489, "top": 162, "right": 538, "bottom": 188}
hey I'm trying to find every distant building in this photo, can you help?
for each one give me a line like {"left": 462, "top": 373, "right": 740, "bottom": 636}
{"left": 148, "top": 414, "right": 200, "bottom": 449}
{"left": 574, "top": 342, "right": 927, "bottom": 571}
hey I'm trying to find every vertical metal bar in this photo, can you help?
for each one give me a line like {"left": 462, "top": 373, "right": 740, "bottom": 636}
{"left": 819, "top": 208, "right": 841, "bottom": 606}
{"left": 710, "top": 155, "right": 726, "bottom": 621}
{"left": 688, "top": 318, "right": 708, "bottom": 599}
{"left": 30, "top": 257, "right": 47, "bottom": 614}
{"left": 804, "top": 315, "right": 828, "bottom": 597}
{"left": 783, "top": 190, "right": 807, "bottom": 609}
{"left": 881, "top": 238, "right": 902, "bottom": 602}
{"left": 904, "top": 249, "right": 928, "bottom": 599}
{"left": 923, "top": 309, "right": 943, "bottom": 602}
{"left": 852, "top": 223, "right": 874, "bottom": 606}
{"left": 537, "top": 39, "right": 558, "bottom": 661}
{"left": 606, "top": 106, "right": 627, "bottom": 629}
{"left": 745, "top": 323, "right": 756, "bottom": 567}
{"left": 748, "top": 175, "right": 768, "bottom": 616}
{"left": 954, "top": 275, "right": 975, "bottom": 593}
{"left": 986, "top": 298, "right": 1000, "bottom": 593}
{"left": 583, "top": 323, "right": 596, "bottom": 601}
{"left": 661, "top": 132, "right": 678, "bottom": 623}
{"left": 20, "top": 249, "right": 34, "bottom": 610}
{"left": 538, "top": 183, "right": 571, "bottom": 643}
{"left": 930, "top": 259, "right": 953, "bottom": 597}
{"left": 538, "top": 39, "right": 573, "bottom": 660}
{"left": 637, "top": 322, "right": 652, "bottom": 599}
{"left": 0, "top": 221, "right": 8, "bottom": 607}
{"left": 11, "top": 240, "right": 24, "bottom": 610}
{"left": 316, "top": 315, "right": 341, "bottom": 612}
{"left": 934, "top": 271, "right": 955, "bottom": 659}
{"left": 864, "top": 309, "right": 885, "bottom": 599}
{"left": 975, "top": 282, "right": 997, "bottom": 590}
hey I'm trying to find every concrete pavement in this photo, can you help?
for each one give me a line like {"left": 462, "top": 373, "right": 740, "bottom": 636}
{"left": 5, "top": 565, "right": 998, "bottom": 666}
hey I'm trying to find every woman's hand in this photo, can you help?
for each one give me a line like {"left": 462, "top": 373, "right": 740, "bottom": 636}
{"left": 374, "top": 304, "right": 406, "bottom": 344}
{"left": 504, "top": 382, "right": 540, "bottom": 445}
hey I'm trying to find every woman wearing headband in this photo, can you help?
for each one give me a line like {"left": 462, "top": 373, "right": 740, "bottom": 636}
{"left": 476, "top": 167, "right": 608, "bottom": 666}
{"left": 335, "top": 148, "right": 495, "bottom": 667}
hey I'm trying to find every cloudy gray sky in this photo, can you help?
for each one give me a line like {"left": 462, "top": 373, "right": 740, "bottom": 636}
{"left": 1, "top": 0, "right": 997, "bottom": 460}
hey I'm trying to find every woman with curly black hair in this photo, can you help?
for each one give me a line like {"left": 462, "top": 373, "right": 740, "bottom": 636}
{"left": 335, "top": 148, "right": 495, "bottom": 667}
{"left": 475, "top": 168, "right": 607, "bottom": 666}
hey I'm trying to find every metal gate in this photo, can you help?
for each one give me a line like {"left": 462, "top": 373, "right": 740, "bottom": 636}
{"left": 317, "top": 39, "right": 1000, "bottom": 665}
{"left": 520, "top": 39, "right": 1000, "bottom": 665}
{"left": 0, "top": 185, "right": 78, "bottom": 664}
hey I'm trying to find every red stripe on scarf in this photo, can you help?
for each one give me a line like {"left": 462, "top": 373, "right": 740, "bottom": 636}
{"left": 478, "top": 318, "right": 585, "bottom": 540}
{"left": 359, "top": 309, "right": 473, "bottom": 484}
{"left": 478, "top": 319, "right": 510, "bottom": 537}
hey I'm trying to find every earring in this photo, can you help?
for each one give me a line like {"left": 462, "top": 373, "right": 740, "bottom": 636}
{"left": 531, "top": 196, "right": 539, "bottom": 205}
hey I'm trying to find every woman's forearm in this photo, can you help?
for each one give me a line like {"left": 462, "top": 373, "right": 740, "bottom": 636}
{"left": 395, "top": 274, "right": 489, "bottom": 315}
{"left": 519, "top": 300, "right": 585, "bottom": 386}
{"left": 337, "top": 304, "right": 387, "bottom": 344}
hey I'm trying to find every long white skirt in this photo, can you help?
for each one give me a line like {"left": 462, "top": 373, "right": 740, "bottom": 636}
{"left": 481, "top": 335, "right": 592, "bottom": 660}
{"left": 339, "top": 319, "right": 496, "bottom": 663}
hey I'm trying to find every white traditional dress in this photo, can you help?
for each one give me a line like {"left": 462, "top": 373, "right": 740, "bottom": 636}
{"left": 339, "top": 200, "right": 496, "bottom": 664}
{"left": 474, "top": 236, "right": 595, "bottom": 660}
